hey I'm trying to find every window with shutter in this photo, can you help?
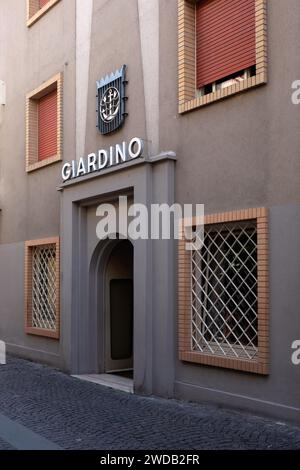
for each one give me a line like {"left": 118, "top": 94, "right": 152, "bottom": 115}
{"left": 38, "top": 90, "right": 58, "bottom": 161}
{"left": 178, "top": 0, "right": 267, "bottom": 113}
{"left": 26, "top": 73, "right": 63, "bottom": 172}
{"left": 27, "top": 0, "right": 61, "bottom": 27}
{"left": 196, "top": 0, "right": 256, "bottom": 90}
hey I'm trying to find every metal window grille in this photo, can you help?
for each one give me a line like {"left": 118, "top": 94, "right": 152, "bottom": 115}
{"left": 32, "top": 245, "right": 57, "bottom": 330}
{"left": 191, "top": 221, "right": 258, "bottom": 360}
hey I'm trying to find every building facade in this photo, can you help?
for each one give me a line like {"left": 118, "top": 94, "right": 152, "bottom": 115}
{"left": 0, "top": 0, "right": 300, "bottom": 423}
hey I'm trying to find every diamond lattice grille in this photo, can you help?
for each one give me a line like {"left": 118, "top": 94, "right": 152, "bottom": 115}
{"left": 32, "top": 245, "right": 57, "bottom": 330}
{"left": 191, "top": 221, "right": 258, "bottom": 360}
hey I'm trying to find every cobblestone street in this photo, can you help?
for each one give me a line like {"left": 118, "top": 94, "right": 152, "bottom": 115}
{"left": 0, "top": 357, "right": 299, "bottom": 450}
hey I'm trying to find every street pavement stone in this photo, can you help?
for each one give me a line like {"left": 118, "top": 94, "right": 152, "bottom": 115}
{"left": 0, "top": 356, "right": 299, "bottom": 450}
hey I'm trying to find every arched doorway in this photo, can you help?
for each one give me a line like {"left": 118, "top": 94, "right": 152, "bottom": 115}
{"left": 104, "top": 239, "right": 133, "bottom": 375}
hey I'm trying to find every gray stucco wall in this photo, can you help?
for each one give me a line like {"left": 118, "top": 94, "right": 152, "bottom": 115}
{"left": 159, "top": 0, "right": 300, "bottom": 211}
{"left": 0, "top": 0, "right": 299, "bottom": 424}
{"left": 0, "top": 0, "right": 75, "bottom": 244}
{"left": 0, "top": 242, "right": 60, "bottom": 366}
{"left": 84, "top": 0, "right": 147, "bottom": 158}
{"left": 0, "top": 0, "right": 76, "bottom": 365}
{"left": 155, "top": 0, "right": 300, "bottom": 421}
{"left": 174, "top": 205, "right": 300, "bottom": 422}
{"left": 73, "top": 0, "right": 300, "bottom": 422}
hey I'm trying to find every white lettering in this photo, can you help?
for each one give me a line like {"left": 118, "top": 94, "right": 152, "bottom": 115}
{"left": 98, "top": 150, "right": 108, "bottom": 169}
{"left": 109, "top": 146, "right": 115, "bottom": 166}
{"left": 87, "top": 153, "right": 97, "bottom": 173}
{"left": 115, "top": 142, "right": 127, "bottom": 164}
{"left": 96, "top": 204, "right": 117, "bottom": 239}
{"left": 118, "top": 196, "right": 128, "bottom": 239}
{"left": 128, "top": 137, "right": 143, "bottom": 159}
{"left": 128, "top": 203, "right": 149, "bottom": 240}
{"left": 72, "top": 160, "right": 77, "bottom": 178}
{"left": 61, "top": 163, "right": 72, "bottom": 181}
{"left": 0, "top": 341, "right": 5, "bottom": 365}
{"left": 77, "top": 157, "right": 86, "bottom": 177}
{"left": 291, "top": 80, "right": 300, "bottom": 104}
{"left": 151, "top": 204, "right": 182, "bottom": 240}
{"left": 291, "top": 340, "right": 300, "bottom": 365}
{"left": 62, "top": 138, "right": 144, "bottom": 182}
{"left": 95, "top": 198, "right": 204, "bottom": 250}
{"left": 183, "top": 204, "right": 204, "bottom": 251}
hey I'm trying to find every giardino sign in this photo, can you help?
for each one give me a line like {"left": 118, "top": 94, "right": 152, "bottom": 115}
{"left": 61, "top": 137, "right": 144, "bottom": 182}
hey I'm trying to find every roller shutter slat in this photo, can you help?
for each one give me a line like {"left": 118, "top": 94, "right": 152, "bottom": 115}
{"left": 38, "top": 90, "right": 57, "bottom": 161}
{"left": 39, "top": 0, "right": 49, "bottom": 8}
{"left": 196, "top": 0, "right": 256, "bottom": 88}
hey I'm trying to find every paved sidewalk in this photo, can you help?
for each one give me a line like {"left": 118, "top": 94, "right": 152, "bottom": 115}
{"left": 0, "top": 357, "right": 300, "bottom": 450}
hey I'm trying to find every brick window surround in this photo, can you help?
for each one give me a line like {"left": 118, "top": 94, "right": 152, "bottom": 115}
{"left": 26, "top": 73, "right": 63, "bottom": 173}
{"left": 178, "top": 0, "right": 267, "bottom": 114}
{"left": 25, "top": 237, "right": 60, "bottom": 339}
{"left": 178, "top": 208, "right": 268, "bottom": 374}
{"left": 26, "top": 0, "right": 61, "bottom": 27}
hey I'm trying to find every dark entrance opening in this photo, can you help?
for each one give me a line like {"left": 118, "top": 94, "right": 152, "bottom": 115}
{"left": 105, "top": 240, "right": 134, "bottom": 374}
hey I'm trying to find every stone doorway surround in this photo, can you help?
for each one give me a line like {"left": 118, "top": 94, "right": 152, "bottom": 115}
{"left": 59, "top": 151, "right": 176, "bottom": 397}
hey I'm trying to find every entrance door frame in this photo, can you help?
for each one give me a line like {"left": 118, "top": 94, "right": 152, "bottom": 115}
{"left": 60, "top": 155, "right": 176, "bottom": 397}
{"left": 89, "top": 232, "right": 134, "bottom": 376}
{"left": 91, "top": 237, "right": 127, "bottom": 375}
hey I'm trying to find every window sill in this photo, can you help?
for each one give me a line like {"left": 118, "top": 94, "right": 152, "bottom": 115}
{"left": 25, "top": 327, "right": 59, "bottom": 339}
{"left": 27, "top": 0, "right": 61, "bottom": 28}
{"left": 26, "top": 154, "right": 62, "bottom": 173}
{"left": 180, "top": 351, "right": 268, "bottom": 375}
{"left": 179, "top": 72, "right": 267, "bottom": 114}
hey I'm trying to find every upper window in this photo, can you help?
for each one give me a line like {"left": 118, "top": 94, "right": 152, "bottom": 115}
{"left": 27, "top": 0, "right": 61, "bottom": 27}
{"left": 196, "top": 0, "right": 256, "bottom": 93}
{"left": 38, "top": 90, "right": 58, "bottom": 161}
{"left": 178, "top": 0, "right": 267, "bottom": 113}
{"left": 26, "top": 73, "right": 63, "bottom": 172}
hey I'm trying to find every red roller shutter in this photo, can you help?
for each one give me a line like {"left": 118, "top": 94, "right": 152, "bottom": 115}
{"left": 39, "top": 0, "right": 49, "bottom": 7}
{"left": 196, "top": 0, "right": 256, "bottom": 89}
{"left": 38, "top": 90, "right": 57, "bottom": 161}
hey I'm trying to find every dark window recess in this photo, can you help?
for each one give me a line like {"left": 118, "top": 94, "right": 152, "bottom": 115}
{"left": 191, "top": 221, "right": 258, "bottom": 360}
{"left": 200, "top": 227, "right": 258, "bottom": 348}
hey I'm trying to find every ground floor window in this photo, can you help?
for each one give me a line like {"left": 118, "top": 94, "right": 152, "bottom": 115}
{"left": 178, "top": 209, "right": 268, "bottom": 374}
{"left": 25, "top": 237, "right": 60, "bottom": 339}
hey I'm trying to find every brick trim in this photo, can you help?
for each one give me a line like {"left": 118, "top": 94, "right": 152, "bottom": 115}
{"left": 178, "top": 0, "right": 267, "bottom": 113}
{"left": 178, "top": 208, "right": 269, "bottom": 375}
{"left": 26, "top": 73, "right": 63, "bottom": 173}
{"left": 27, "top": 0, "right": 61, "bottom": 27}
{"left": 25, "top": 237, "right": 60, "bottom": 339}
